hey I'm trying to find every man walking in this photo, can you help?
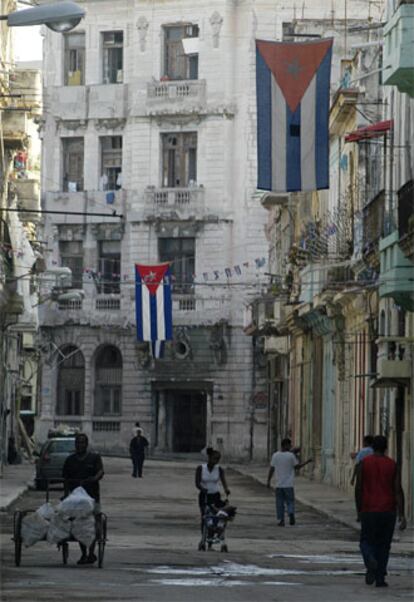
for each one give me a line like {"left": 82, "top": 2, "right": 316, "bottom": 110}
{"left": 266, "top": 438, "right": 312, "bottom": 526}
{"left": 350, "top": 434, "right": 374, "bottom": 521}
{"left": 62, "top": 433, "right": 104, "bottom": 565}
{"left": 129, "top": 428, "right": 149, "bottom": 478}
{"left": 356, "top": 435, "right": 406, "bottom": 588}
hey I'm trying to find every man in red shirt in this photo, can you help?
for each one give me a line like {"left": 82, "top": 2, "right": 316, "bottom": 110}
{"left": 356, "top": 435, "right": 406, "bottom": 587}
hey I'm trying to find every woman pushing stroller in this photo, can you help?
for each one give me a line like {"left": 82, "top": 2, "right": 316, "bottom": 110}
{"left": 195, "top": 447, "right": 230, "bottom": 519}
{"left": 195, "top": 447, "right": 236, "bottom": 551}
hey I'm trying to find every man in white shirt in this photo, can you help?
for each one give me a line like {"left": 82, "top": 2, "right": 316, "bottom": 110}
{"left": 267, "top": 438, "right": 312, "bottom": 526}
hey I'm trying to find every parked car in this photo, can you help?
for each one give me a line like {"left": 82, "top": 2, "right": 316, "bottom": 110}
{"left": 35, "top": 437, "right": 76, "bottom": 490}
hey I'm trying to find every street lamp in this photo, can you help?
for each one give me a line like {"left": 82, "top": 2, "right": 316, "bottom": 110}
{"left": 0, "top": 1, "right": 85, "bottom": 33}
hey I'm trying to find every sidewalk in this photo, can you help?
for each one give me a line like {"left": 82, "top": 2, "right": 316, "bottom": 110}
{"left": 0, "top": 461, "right": 34, "bottom": 511}
{"left": 231, "top": 462, "right": 414, "bottom": 555}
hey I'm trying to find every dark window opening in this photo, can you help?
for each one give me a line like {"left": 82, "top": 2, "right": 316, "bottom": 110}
{"left": 103, "top": 31, "right": 123, "bottom": 84}
{"left": 100, "top": 136, "right": 122, "bottom": 190}
{"left": 64, "top": 32, "right": 85, "bottom": 86}
{"left": 62, "top": 137, "right": 84, "bottom": 192}
{"left": 159, "top": 237, "right": 195, "bottom": 294}
{"left": 94, "top": 345, "right": 122, "bottom": 416}
{"left": 59, "top": 240, "right": 83, "bottom": 289}
{"left": 56, "top": 346, "right": 85, "bottom": 416}
{"left": 97, "top": 240, "right": 121, "bottom": 294}
{"left": 164, "top": 24, "right": 199, "bottom": 80}
{"left": 162, "top": 132, "right": 197, "bottom": 187}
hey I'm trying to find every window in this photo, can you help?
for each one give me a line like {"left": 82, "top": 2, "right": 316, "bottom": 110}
{"left": 159, "top": 238, "right": 195, "bottom": 294}
{"left": 94, "top": 346, "right": 122, "bottom": 416}
{"left": 100, "top": 136, "right": 122, "bottom": 190}
{"left": 64, "top": 32, "right": 85, "bottom": 85}
{"left": 97, "top": 240, "right": 121, "bottom": 294}
{"left": 162, "top": 132, "right": 197, "bottom": 187}
{"left": 164, "top": 24, "right": 199, "bottom": 80}
{"left": 59, "top": 241, "right": 83, "bottom": 289}
{"left": 56, "top": 346, "right": 85, "bottom": 416}
{"left": 102, "top": 31, "right": 123, "bottom": 84}
{"left": 62, "top": 137, "right": 84, "bottom": 192}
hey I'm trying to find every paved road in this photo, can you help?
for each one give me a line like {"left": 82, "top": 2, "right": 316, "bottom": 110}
{"left": 1, "top": 458, "right": 413, "bottom": 601}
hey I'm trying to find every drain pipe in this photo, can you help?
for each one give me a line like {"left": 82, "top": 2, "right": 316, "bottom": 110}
{"left": 249, "top": 336, "right": 257, "bottom": 461}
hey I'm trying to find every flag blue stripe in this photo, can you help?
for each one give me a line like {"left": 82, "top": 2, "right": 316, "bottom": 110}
{"left": 315, "top": 47, "right": 332, "bottom": 189}
{"left": 286, "top": 103, "right": 301, "bottom": 191}
{"left": 150, "top": 292, "right": 158, "bottom": 340}
{"left": 135, "top": 271, "right": 143, "bottom": 340}
{"left": 256, "top": 47, "right": 272, "bottom": 190}
{"left": 163, "top": 270, "right": 173, "bottom": 339}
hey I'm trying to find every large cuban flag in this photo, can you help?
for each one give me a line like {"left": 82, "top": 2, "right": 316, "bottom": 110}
{"left": 256, "top": 38, "right": 333, "bottom": 192}
{"left": 135, "top": 263, "right": 173, "bottom": 356}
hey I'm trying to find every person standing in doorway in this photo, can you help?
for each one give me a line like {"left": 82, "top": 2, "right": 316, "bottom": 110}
{"left": 267, "top": 438, "right": 312, "bottom": 526}
{"left": 350, "top": 434, "right": 374, "bottom": 521}
{"left": 129, "top": 428, "right": 149, "bottom": 478}
{"left": 356, "top": 435, "right": 406, "bottom": 588}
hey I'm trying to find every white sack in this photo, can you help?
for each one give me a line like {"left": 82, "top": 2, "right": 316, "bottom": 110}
{"left": 46, "top": 513, "right": 71, "bottom": 544}
{"left": 21, "top": 513, "right": 48, "bottom": 547}
{"left": 36, "top": 502, "right": 55, "bottom": 521}
{"left": 71, "top": 515, "right": 96, "bottom": 547}
{"left": 57, "top": 486, "right": 95, "bottom": 519}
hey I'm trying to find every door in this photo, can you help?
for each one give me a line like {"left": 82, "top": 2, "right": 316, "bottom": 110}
{"left": 172, "top": 391, "right": 206, "bottom": 452}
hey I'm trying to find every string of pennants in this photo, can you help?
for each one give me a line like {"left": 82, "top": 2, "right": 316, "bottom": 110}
{"left": 46, "top": 256, "right": 268, "bottom": 283}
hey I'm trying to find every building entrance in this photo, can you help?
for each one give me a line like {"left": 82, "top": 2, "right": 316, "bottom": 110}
{"left": 171, "top": 390, "right": 206, "bottom": 453}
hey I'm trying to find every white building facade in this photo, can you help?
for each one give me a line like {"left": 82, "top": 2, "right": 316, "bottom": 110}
{"left": 38, "top": 0, "right": 271, "bottom": 459}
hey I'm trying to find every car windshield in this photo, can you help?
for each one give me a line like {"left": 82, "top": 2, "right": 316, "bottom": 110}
{"left": 47, "top": 439, "right": 75, "bottom": 453}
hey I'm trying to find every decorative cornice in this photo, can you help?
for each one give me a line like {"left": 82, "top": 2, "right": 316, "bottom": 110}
{"left": 94, "top": 118, "right": 126, "bottom": 131}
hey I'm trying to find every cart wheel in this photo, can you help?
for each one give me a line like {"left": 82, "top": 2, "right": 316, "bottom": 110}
{"left": 62, "top": 542, "right": 69, "bottom": 565}
{"left": 13, "top": 512, "right": 23, "bottom": 567}
{"left": 98, "top": 541, "right": 105, "bottom": 568}
{"left": 220, "top": 544, "right": 228, "bottom": 553}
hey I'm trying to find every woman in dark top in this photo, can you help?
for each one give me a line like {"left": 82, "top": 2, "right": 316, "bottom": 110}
{"left": 129, "top": 428, "right": 149, "bottom": 478}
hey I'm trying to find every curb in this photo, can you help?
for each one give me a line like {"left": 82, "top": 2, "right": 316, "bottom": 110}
{"left": 0, "top": 480, "right": 31, "bottom": 512}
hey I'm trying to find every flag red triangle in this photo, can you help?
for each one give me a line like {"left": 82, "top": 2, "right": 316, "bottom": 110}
{"left": 136, "top": 263, "right": 170, "bottom": 296}
{"left": 257, "top": 39, "right": 333, "bottom": 113}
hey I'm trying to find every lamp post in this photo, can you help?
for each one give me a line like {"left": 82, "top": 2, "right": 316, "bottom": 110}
{"left": 0, "top": 1, "right": 85, "bottom": 32}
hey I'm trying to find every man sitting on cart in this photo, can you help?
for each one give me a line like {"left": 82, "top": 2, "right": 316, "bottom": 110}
{"left": 62, "top": 433, "right": 104, "bottom": 565}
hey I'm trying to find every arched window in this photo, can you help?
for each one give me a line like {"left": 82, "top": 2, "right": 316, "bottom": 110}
{"left": 56, "top": 346, "right": 85, "bottom": 415}
{"left": 94, "top": 345, "right": 122, "bottom": 416}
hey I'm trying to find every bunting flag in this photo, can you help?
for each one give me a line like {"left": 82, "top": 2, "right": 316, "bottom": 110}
{"left": 135, "top": 263, "right": 173, "bottom": 348}
{"left": 256, "top": 38, "right": 333, "bottom": 192}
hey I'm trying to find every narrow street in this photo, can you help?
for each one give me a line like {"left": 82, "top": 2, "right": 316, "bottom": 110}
{"left": 1, "top": 457, "right": 413, "bottom": 601}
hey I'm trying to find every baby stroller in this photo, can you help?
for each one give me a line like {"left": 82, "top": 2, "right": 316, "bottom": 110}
{"left": 198, "top": 494, "right": 236, "bottom": 553}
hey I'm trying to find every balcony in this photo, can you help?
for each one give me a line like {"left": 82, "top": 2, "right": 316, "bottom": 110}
{"left": 172, "top": 295, "right": 196, "bottom": 312}
{"left": 45, "top": 190, "right": 124, "bottom": 223}
{"left": 362, "top": 190, "right": 385, "bottom": 269}
{"left": 383, "top": 2, "right": 414, "bottom": 97}
{"left": 374, "top": 336, "right": 411, "bottom": 387}
{"left": 95, "top": 295, "right": 121, "bottom": 311}
{"left": 2, "top": 111, "right": 28, "bottom": 148}
{"left": 379, "top": 230, "right": 414, "bottom": 311}
{"left": 146, "top": 79, "right": 206, "bottom": 115}
{"left": 48, "top": 85, "right": 87, "bottom": 121}
{"left": 144, "top": 186, "right": 205, "bottom": 218}
{"left": 14, "top": 179, "right": 40, "bottom": 216}
{"left": 398, "top": 180, "right": 414, "bottom": 259}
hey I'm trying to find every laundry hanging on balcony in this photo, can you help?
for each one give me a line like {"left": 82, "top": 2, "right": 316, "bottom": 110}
{"left": 135, "top": 263, "right": 173, "bottom": 358}
{"left": 256, "top": 38, "right": 333, "bottom": 192}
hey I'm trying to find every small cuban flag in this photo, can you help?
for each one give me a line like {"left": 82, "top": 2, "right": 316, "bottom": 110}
{"left": 256, "top": 38, "right": 333, "bottom": 192}
{"left": 135, "top": 263, "right": 173, "bottom": 358}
